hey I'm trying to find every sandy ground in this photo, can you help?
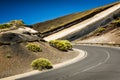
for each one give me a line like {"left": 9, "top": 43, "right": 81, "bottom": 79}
{"left": 0, "top": 24, "right": 80, "bottom": 79}
{"left": 0, "top": 41, "right": 78, "bottom": 79}
{"left": 1, "top": 49, "right": 86, "bottom": 80}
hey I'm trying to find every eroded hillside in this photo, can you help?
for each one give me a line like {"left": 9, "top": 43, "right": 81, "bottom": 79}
{"left": 32, "top": 2, "right": 119, "bottom": 37}
{"left": 75, "top": 18, "right": 120, "bottom": 44}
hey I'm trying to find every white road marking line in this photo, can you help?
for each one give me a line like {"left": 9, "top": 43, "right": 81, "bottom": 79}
{"left": 71, "top": 50, "right": 110, "bottom": 76}
{"left": 81, "top": 51, "right": 110, "bottom": 72}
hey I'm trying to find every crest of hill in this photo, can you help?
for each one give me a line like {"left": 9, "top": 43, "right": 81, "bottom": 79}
{"left": 32, "top": 2, "right": 119, "bottom": 37}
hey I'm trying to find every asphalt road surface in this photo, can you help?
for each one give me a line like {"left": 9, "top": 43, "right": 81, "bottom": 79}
{"left": 17, "top": 45, "right": 120, "bottom": 80}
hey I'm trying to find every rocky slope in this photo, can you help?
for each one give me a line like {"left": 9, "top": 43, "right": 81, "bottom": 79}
{"left": 74, "top": 18, "right": 120, "bottom": 45}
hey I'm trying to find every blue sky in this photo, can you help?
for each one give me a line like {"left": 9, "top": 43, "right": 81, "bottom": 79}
{"left": 0, "top": 0, "right": 118, "bottom": 24}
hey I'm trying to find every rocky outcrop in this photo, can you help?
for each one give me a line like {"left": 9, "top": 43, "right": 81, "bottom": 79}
{"left": 0, "top": 27, "right": 41, "bottom": 45}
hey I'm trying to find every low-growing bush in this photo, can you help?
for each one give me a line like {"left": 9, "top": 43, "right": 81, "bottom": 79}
{"left": 26, "top": 43, "right": 42, "bottom": 52}
{"left": 49, "top": 40, "right": 72, "bottom": 51}
{"left": 0, "top": 20, "right": 24, "bottom": 29}
{"left": 10, "top": 20, "right": 24, "bottom": 26}
{"left": 95, "top": 27, "right": 105, "bottom": 33}
{"left": 112, "top": 18, "right": 120, "bottom": 26}
{"left": 6, "top": 54, "right": 12, "bottom": 58}
{"left": 31, "top": 58, "right": 53, "bottom": 70}
{"left": 0, "top": 23, "right": 12, "bottom": 29}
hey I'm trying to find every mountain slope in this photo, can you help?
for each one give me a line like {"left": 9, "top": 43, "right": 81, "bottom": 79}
{"left": 0, "top": 27, "right": 78, "bottom": 78}
{"left": 32, "top": 2, "right": 119, "bottom": 37}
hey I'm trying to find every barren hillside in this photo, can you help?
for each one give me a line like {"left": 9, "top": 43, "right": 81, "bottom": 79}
{"left": 75, "top": 18, "right": 120, "bottom": 44}
{"left": 32, "top": 2, "right": 119, "bottom": 37}
{"left": 0, "top": 27, "right": 78, "bottom": 78}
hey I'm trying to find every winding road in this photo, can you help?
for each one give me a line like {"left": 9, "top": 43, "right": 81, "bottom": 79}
{"left": 16, "top": 45, "right": 120, "bottom": 80}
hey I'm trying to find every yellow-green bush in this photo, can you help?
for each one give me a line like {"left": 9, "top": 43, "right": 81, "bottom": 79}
{"left": 26, "top": 43, "right": 42, "bottom": 52}
{"left": 0, "top": 20, "right": 24, "bottom": 29}
{"left": 6, "top": 54, "right": 12, "bottom": 58}
{"left": 10, "top": 20, "right": 24, "bottom": 26}
{"left": 0, "top": 23, "right": 12, "bottom": 29}
{"left": 112, "top": 18, "right": 120, "bottom": 26}
{"left": 49, "top": 40, "right": 72, "bottom": 51}
{"left": 31, "top": 58, "right": 53, "bottom": 70}
{"left": 95, "top": 27, "right": 105, "bottom": 33}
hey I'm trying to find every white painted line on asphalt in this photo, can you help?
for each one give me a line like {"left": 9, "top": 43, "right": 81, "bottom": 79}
{"left": 72, "top": 62, "right": 102, "bottom": 76}
{"left": 70, "top": 50, "right": 110, "bottom": 77}
{"left": 81, "top": 51, "right": 110, "bottom": 72}
{"left": 81, "top": 63, "right": 102, "bottom": 72}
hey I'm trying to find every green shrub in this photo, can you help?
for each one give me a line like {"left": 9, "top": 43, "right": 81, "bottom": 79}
{"left": 6, "top": 54, "right": 12, "bottom": 58}
{"left": 114, "top": 20, "right": 120, "bottom": 23}
{"left": 31, "top": 58, "right": 53, "bottom": 70}
{"left": 10, "top": 20, "right": 24, "bottom": 26}
{"left": 95, "top": 27, "right": 105, "bottom": 33}
{"left": 0, "top": 23, "right": 12, "bottom": 29}
{"left": 112, "top": 18, "right": 120, "bottom": 26}
{"left": 26, "top": 43, "right": 42, "bottom": 52}
{"left": 0, "top": 20, "right": 24, "bottom": 29}
{"left": 113, "top": 18, "right": 120, "bottom": 23}
{"left": 49, "top": 40, "right": 72, "bottom": 51}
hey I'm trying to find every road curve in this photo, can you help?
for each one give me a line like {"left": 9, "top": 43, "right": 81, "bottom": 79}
{"left": 17, "top": 45, "right": 120, "bottom": 80}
